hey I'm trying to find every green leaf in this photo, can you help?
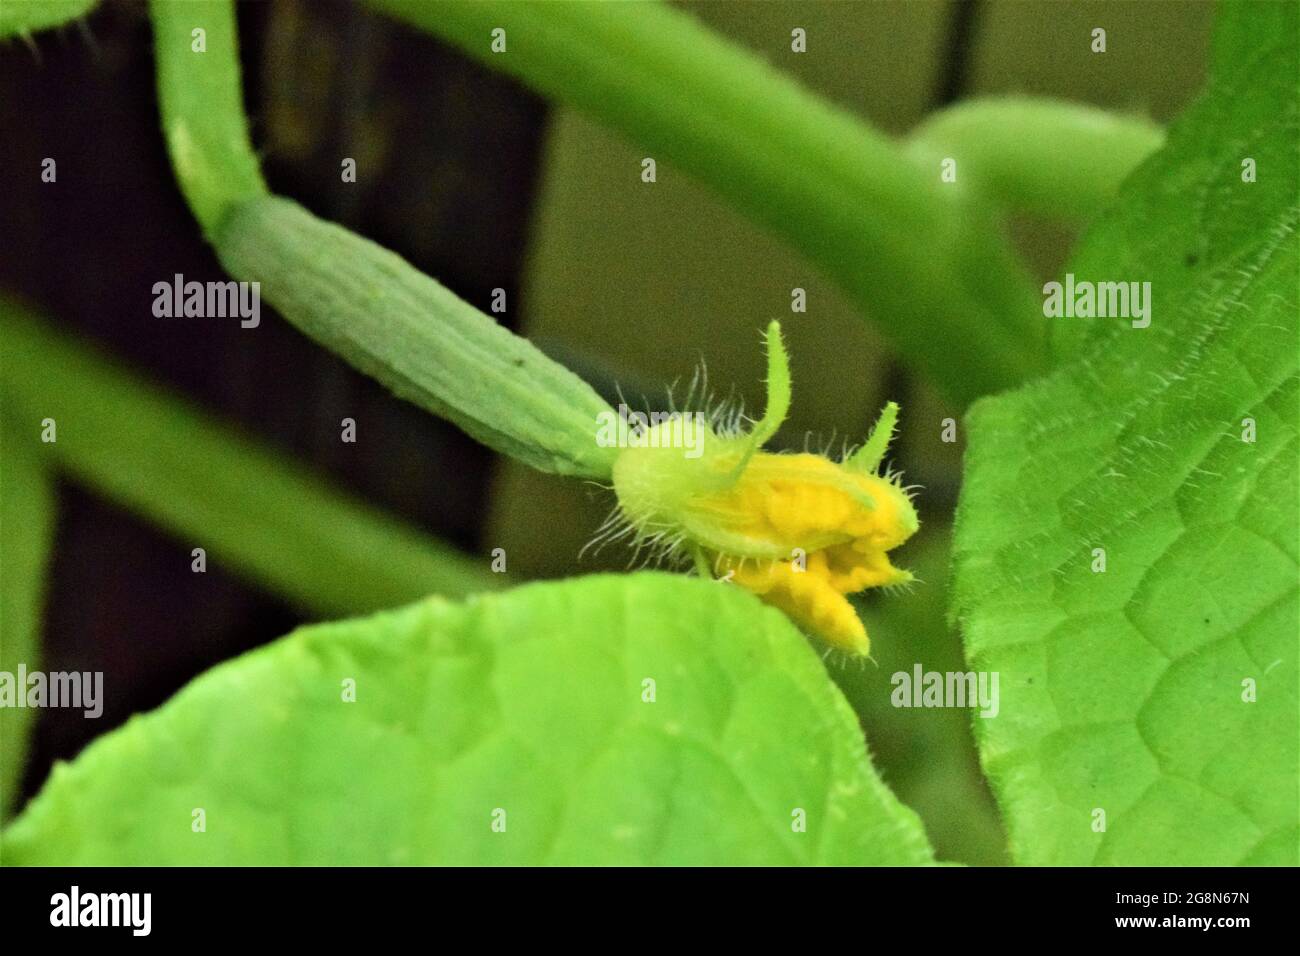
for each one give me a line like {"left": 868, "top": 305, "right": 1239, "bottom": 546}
{"left": 215, "top": 196, "right": 618, "bottom": 479}
{"left": 2, "top": 574, "right": 936, "bottom": 865}
{"left": 0, "top": 298, "right": 496, "bottom": 617}
{"left": 0, "top": 414, "right": 57, "bottom": 822}
{"left": 0, "top": 0, "right": 97, "bottom": 39}
{"left": 952, "top": 3, "right": 1299, "bottom": 866}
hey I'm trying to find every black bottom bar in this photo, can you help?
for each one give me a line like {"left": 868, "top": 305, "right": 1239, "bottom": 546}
{"left": 0, "top": 865, "right": 1285, "bottom": 942}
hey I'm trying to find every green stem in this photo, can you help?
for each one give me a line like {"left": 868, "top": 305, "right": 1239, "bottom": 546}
{"left": 366, "top": 0, "right": 1048, "bottom": 403}
{"left": 0, "top": 412, "right": 56, "bottom": 823}
{"left": 151, "top": 0, "right": 615, "bottom": 478}
{"left": 906, "top": 97, "right": 1164, "bottom": 220}
{"left": 0, "top": 0, "right": 98, "bottom": 38}
{"left": 0, "top": 298, "right": 499, "bottom": 618}
{"left": 150, "top": 0, "right": 267, "bottom": 241}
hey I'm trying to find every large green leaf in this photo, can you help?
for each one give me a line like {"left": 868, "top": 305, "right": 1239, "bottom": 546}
{"left": 2, "top": 574, "right": 935, "bottom": 865}
{"left": 953, "top": 4, "right": 1298, "bottom": 865}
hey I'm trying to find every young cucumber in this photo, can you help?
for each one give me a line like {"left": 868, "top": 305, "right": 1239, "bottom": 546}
{"left": 215, "top": 195, "right": 617, "bottom": 479}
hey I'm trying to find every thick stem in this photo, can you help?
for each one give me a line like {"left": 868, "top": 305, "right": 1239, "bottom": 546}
{"left": 907, "top": 97, "right": 1164, "bottom": 220}
{"left": 367, "top": 0, "right": 1049, "bottom": 403}
{"left": 0, "top": 299, "right": 498, "bottom": 617}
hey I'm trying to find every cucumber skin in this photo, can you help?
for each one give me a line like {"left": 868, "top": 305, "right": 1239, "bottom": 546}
{"left": 216, "top": 196, "right": 617, "bottom": 479}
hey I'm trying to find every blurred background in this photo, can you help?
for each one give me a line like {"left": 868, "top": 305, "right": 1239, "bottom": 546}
{"left": 0, "top": 0, "right": 1215, "bottom": 864}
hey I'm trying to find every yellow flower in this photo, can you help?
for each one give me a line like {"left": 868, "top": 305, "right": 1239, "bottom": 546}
{"left": 611, "top": 322, "right": 918, "bottom": 656}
